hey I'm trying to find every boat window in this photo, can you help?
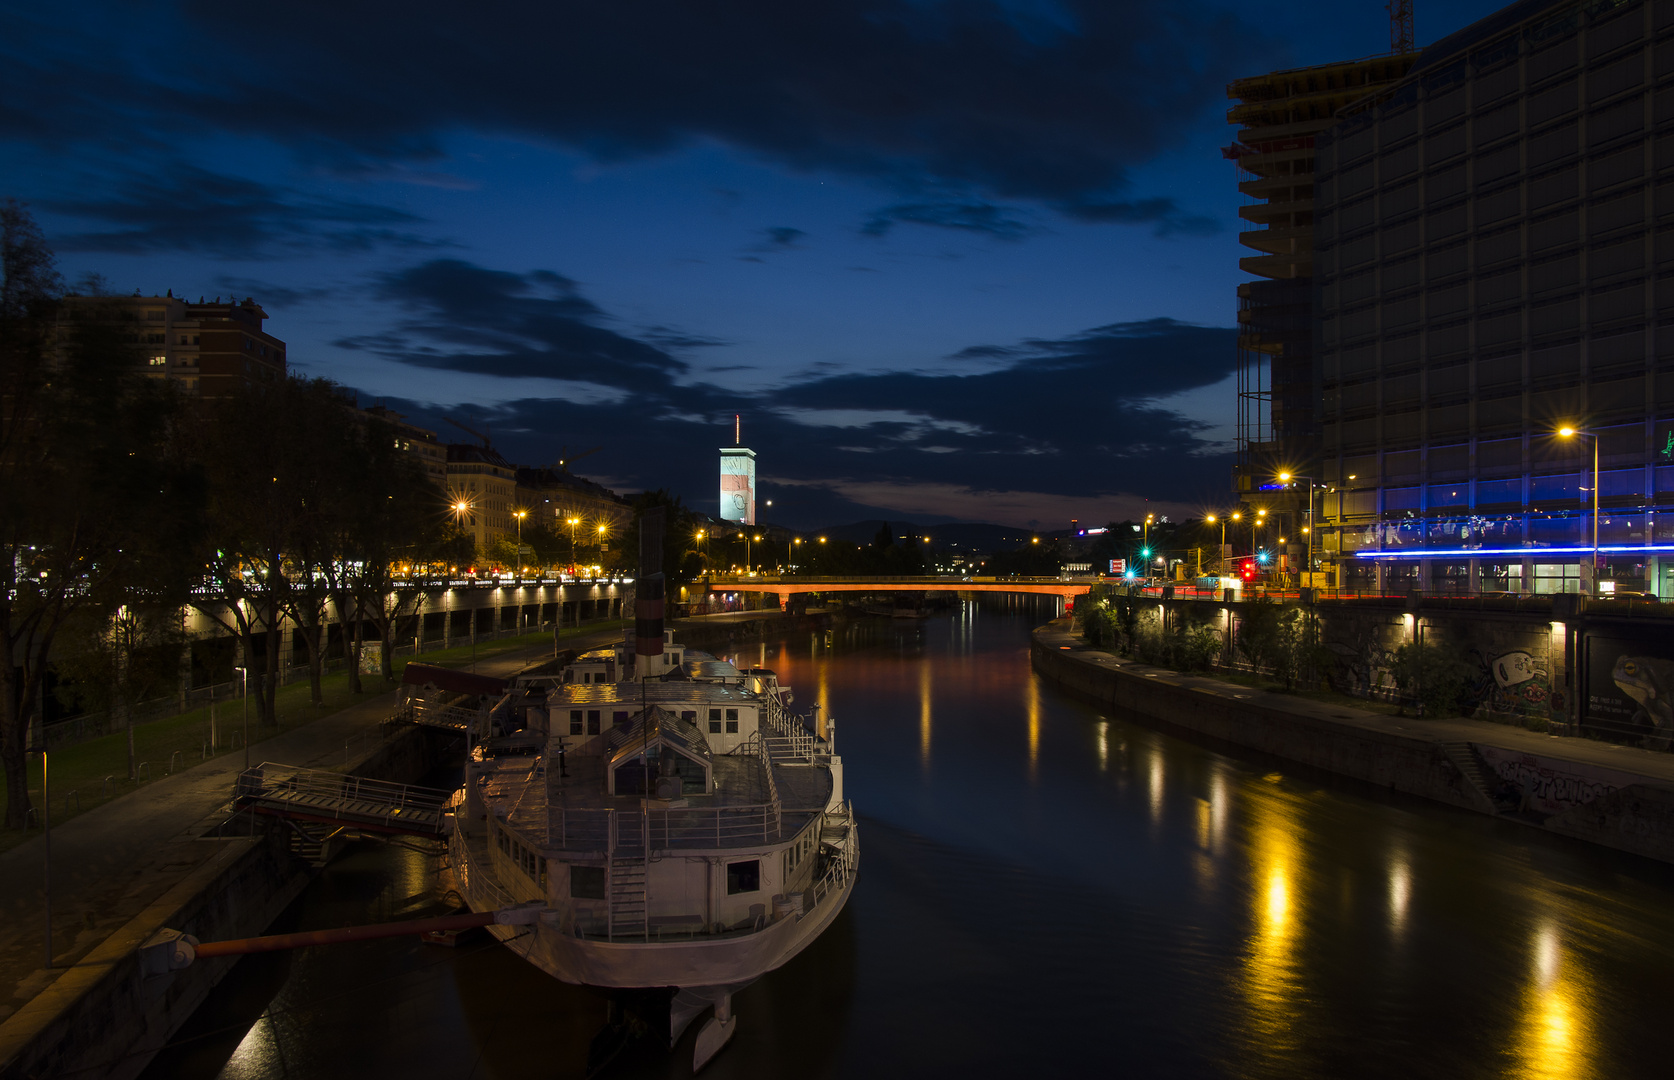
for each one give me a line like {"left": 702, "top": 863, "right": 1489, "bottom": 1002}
{"left": 726, "top": 859, "right": 760, "bottom": 895}
{"left": 708, "top": 708, "right": 722, "bottom": 734}
{"left": 569, "top": 710, "right": 583, "bottom": 735}
{"left": 587, "top": 710, "right": 601, "bottom": 735}
{"left": 725, "top": 709, "right": 739, "bottom": 734}
{"left": 681, "top": 711, "right": 697, "bottom": 722}
{"left": 571, "top": 865, "right": 605, "bottom": 899}
{"left": 613, "top": 711, "right": 631, "bottom": 728}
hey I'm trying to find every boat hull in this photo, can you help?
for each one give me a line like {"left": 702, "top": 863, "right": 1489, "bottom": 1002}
{"left": 451, "top": 828, "right": 857, "bottom": 991}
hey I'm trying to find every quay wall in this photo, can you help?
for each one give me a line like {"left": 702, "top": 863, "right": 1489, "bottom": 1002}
{"left": 0, "top": 724, "right": 449, "bottom": 1080}
{"left": 1030, "top": 627, "right": 1674, "bottom": 865}
{"left": 1030, "top": 632, "right": 1488, "bottom": 814}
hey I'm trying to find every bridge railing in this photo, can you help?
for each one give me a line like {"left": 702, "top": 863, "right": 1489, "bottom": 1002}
{"left": 703, "top": 574, "right": 1080, "bottom": 587}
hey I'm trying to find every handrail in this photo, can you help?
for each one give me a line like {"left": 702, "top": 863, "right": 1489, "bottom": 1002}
{"left": 242, "top": 762, "right": 453, "bottom": 814}
{"left": 546, "top": 802, "right": 783, "bottom": 852}
{"left": 808, "top": 804, "right": 859, "bottom": 912}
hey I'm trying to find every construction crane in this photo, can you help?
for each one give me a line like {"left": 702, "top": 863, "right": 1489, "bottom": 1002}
{"left": 553, "top": 446, "right": 602, "bottom": 473}
{"left": 1389, "top": 0, "right": 1414, "bottom": 54}
{"left": 443, "top": 416, "right": 491, "bottom": 448}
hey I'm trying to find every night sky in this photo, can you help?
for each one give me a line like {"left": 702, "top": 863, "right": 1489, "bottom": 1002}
{"left": 3, "top": 1, "right": 1503, "bottom": 530}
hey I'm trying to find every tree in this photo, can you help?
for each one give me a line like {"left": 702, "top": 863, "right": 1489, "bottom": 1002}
{"left": 0, "top": 205, "right": 199, "bottom": 828}
{"left": 1388, "top": 638, "right": 1475, "bottom": 717}
{"left": 52, "top": 604, "right": 191, "bottom": 781}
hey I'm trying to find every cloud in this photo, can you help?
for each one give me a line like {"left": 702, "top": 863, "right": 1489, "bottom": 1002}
{"left": 355, "top": 258, "right": 691, "bottom": 390}
{"left": 757, "top": 226, "right": 805, "bottom": 249}
{"left": 4, "top": 0, "right": 1264, "bottom": 226}
{"left": 861, "top": 201, "right": 1035, "bottom": 240}
{"left": 45, "top": 164, "right": 445, "bottom": 257}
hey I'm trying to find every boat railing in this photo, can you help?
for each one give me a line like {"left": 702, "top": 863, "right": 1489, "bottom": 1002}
{"left": 807, "top": 803, "right": 859, "bottom": 912}
{"left": 547, "top": 803, "right": 783, "bottom": 852}
{"left": 759, "top": 697, "right": 817, "bottom": 758}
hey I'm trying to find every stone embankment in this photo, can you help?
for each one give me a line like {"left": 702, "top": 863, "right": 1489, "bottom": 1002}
{"left": 1031, "top": 622, "right": 1674, "bottom": 865}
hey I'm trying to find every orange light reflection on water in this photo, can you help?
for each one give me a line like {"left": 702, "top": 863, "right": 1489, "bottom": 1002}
{"left": 1511, "top": 921, "right": 1597, "bottom": 1080}
{"left": 1236, "top": 784, "right": 1306, "bottom": 1067}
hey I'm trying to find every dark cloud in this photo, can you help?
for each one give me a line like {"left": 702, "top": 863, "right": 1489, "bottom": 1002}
{"left": 861, "top": 201, "right": 1035, "bottom": 240}
{"left": 45, "top": 164, "right": 445, "bottom": 257}
{"left": 760, "top": 227, "right": 805, "bottom": 249}
{"left": 212, "top": 277, "right": 334, "bottom": 309}
{"left": 5, "top": 1, "right": 1264, "bottom": 227}
{"left": 353, "top": 258, "right": 689, "bottom": 389}
{"left": 359, "top": 271, "right": 1235, "bottom": 523}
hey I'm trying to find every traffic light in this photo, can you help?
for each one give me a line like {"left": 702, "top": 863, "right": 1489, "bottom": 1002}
{"left": 1140, "top": 546, "right": 1151, "bottom": 559}
{"left": 1257, "top": 550, "right": 1269, "bottom": 564}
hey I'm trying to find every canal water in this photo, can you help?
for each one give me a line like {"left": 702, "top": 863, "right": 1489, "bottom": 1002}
{"left": 144, "top": 598, "right": 1674, "bottom": 1079}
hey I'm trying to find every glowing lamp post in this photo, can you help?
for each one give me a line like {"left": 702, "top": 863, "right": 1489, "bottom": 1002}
{"left": 1278, "top": 472, "right": 1316, "bottom": 590}
{"left": 514, "top": 509, "right": 527, "bottom": 577}
{"left": 1559, "top": 426, "right": 1601, "bottom": 594}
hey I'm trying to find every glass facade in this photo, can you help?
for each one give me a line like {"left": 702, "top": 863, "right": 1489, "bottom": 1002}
{"left": 1314, "top": 0, "right": 1674, "bottom": 595}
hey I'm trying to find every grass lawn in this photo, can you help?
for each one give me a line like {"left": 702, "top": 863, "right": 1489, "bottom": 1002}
{"left": 0, "top": 621, "right": 622, "bottom": 854}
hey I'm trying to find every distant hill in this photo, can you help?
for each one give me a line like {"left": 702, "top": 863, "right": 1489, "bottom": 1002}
{"left": 813, "top": 519, "right": 1054, "bottom": 552}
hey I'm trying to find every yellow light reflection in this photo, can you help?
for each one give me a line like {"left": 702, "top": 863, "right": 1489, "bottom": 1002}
{"left": 1025, "top": 678, "right": 1041, "bottom": 779}
{"left": 1095, "top": 721, "right": 1109, "bottom": 771}
{"left": 1512, "top": 921, "right": 1597, "bottom": 1080}
{"left": 1387, "top": 851, "right": 1410, "bottom": 937}
{"left": 1148, "top": 748, "right": 1164, "bottom": 824}
{"left": 918, "top": 661, "right": 932, "bottom": 770}
{"left": 1236, "top": 786, "right": 1306, "bottom": 1067}
{"left": 1195, "top": 797, "right": 1212, "bottom": 850}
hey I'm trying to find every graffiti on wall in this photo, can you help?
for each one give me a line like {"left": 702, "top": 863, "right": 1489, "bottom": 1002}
{"left": 1468, "top": 647, "right": 1553, "bottom": 716}
{"left": 1476, "top": 746, "right": 1626, "bottom": 816}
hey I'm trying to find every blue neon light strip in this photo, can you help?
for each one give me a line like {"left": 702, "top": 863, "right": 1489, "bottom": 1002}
{"left": 1354, "top": 545, "right": 1674, "bottom": 559}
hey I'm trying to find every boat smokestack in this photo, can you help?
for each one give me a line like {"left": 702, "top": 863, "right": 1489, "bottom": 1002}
{"left": 636, "top": 505, "right": 665, "bottom": 664}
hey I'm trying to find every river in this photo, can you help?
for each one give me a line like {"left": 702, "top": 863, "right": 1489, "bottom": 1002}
{"left": 142, "top": 598, "right": 1674, "bottom": 1079}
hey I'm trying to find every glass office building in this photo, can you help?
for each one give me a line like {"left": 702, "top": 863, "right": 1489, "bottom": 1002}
{"left": 1313, "top": 0, "right": 1674, "bottom": 596}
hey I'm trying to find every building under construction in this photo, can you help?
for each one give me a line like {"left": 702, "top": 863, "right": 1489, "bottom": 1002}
{"left": 1228, "top": 50, "right": 1420, "bottom": 516}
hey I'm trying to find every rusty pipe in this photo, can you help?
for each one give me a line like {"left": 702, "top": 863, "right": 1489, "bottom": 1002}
{"left": 193, "top": 911, "right": 500, "bottom": 958}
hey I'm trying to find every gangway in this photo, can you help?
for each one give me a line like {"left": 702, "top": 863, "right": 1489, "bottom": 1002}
{"left": 233, "top": 763, "right": 454, "bottom": 838}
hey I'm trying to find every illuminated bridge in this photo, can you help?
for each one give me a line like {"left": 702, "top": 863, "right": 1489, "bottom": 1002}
{"left": 699, "top": 574, "right": 1094, "bottom": 609}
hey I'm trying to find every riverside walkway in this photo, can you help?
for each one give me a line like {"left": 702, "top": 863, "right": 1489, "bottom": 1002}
{"left": 0, "top": 626, "right": 626, "bottom": 1031}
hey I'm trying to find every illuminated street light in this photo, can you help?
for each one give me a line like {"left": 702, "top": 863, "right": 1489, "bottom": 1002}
{"left": 514, "top": 509, "right": 528, "bottom": 577}
{"left": 1558, "top": 425, "right": 1601, "bottom": 593}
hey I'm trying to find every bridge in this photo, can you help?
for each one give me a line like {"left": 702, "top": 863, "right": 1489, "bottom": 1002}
{"left": 699, "top": 574, "right": 1094, "bottom": 609}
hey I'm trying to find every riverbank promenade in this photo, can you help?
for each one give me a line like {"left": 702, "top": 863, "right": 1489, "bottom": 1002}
{"left": 1033, "top": 621, "right": 1674, "bottom": 861}
{"left": 0, "top": 625, "right": 633, "bottom": 1038}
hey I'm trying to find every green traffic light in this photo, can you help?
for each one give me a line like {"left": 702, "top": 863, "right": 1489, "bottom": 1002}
{"left": 1141, "top": 547, "right": 1151, "bottom": 558}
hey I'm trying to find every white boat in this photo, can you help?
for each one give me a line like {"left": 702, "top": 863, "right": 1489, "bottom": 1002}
{"left": 447, "top": 627, "right": 858, "bottom": 1070}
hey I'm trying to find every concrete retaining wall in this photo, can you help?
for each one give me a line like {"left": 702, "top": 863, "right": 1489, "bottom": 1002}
{"left": 0, "top": 724, "right": 448, "bottom": 1080}
{"left": 1033, "top": 629, "right": 1674, "bottom": 864}
{"left": 1031, "top": 635, "right": 1486, "bottom": 813}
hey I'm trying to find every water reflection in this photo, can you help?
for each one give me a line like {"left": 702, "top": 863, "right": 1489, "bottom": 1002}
{"left": 1387, "top": 848, "right": 1411, "bottom": 938}
{"left": 1238, "top": 785, "right": 1306, "bottom": 1069}
{"left": 1024, "top": 675, "right": 1041, "bottom": 780}
{"left": 1514, "top": 921, "right": 1597, "bottom": 1080}
{"left": 918, "top": 660, "right": 932, "bottom": 770}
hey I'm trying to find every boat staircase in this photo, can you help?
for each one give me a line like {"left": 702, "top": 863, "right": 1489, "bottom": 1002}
{"left": 232, "top": 762, "right": 454, "bottom": 838}
{"left": 607, "top": 858, "right": 648, "bottom": 939}
{"left": 1439, "top": 742, "right": 1507, "bottom": 814}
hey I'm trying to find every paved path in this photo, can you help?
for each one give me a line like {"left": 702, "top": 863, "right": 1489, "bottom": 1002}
{"left": 0, "top": 628, "right": 624, "bottom": 1025}
{"left": 1036, "top": 623, "right": 1674, "bottom": 788}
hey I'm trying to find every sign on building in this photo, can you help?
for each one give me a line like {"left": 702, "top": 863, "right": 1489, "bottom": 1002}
{"left": 719, "top": 446, "right": 756, "bottom": 525}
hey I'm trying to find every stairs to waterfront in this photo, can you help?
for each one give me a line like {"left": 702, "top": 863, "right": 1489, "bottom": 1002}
{"left": 1440, "top": 742, "right": 1505, "bottom": 813}
{"left": 608, "top": 859, "right": 647, "bottom": 938}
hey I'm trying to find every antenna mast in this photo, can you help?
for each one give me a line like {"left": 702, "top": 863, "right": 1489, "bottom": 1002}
{"left": 734, "top": 414, "right": 740, "bottom": 445}
{"left": 1389, "top": 0, "right": 1414, "bottom": 53}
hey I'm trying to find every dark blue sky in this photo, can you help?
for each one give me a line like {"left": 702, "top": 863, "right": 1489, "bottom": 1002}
{"left": 2, "top": 0, "right": 1504, "bottom": 529}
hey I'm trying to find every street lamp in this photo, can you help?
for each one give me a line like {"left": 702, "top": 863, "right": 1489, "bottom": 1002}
{"left": 567, "top": 516, "right": 580, "bottom": 570}
{"left": 232, "top": 664, "right": 249, "bottom": 770}
{"left": 514, "top": 509, "right": 527, "bottom": 577}
{"left": 1558, "top": 426, "right": 1601, "bottom": 593}
{"left": 788, "top": 536, "right": 801, "bottom": 571}
{"left": 1278, "top": 472, "right": 1316, "bottom": 589}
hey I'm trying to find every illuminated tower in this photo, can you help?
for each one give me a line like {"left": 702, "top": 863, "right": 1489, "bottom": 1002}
{"left": 719, "top": 414, "right": 756, "bottom": 526}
